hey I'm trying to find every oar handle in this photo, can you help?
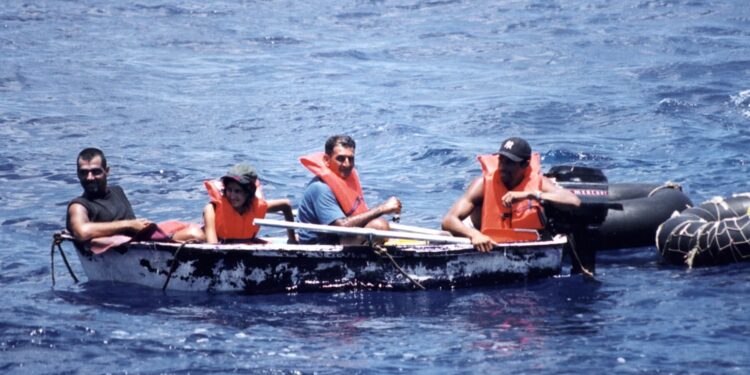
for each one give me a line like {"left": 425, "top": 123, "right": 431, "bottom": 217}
{"left": 255, "top": 219, "right": 472, "bottom": 244}
{"left": 389, "top": 223, "right": 450, "bottom": 236}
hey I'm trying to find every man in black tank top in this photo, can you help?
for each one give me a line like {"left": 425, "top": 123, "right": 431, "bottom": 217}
{"left": 66, "top": 148, "right": 152, "bottom": 241}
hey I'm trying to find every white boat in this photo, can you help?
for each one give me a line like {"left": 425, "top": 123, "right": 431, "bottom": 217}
{"left": 52, "top": 230, "right": 566, "bottom": 294}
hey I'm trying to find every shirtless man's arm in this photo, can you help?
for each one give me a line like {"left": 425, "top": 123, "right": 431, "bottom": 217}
{"left": 441, "top": 178, "right": 495, "bottom": 252}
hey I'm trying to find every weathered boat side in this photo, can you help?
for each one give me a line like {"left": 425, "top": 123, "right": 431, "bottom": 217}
{"left": 70, "top": 239, "right": 564, "bottom": 293}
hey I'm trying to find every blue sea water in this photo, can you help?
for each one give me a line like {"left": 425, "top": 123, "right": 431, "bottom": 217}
{"left": 1, "top": 0, "right": 750, "bottom": 373}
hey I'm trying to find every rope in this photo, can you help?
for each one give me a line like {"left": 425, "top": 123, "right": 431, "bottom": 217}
{"left": 372, "top": 244, "right": 425, "bottom": 290}
{"left": 162, "top": 242, "right": 188, "bottom": 291}
{"left": 50, "top": 235, "right": 56, "bottom": 287}
{"left": 659, "top": 219, "right": 695, "bottom": 258}
{"left": 567, "top": 235, "right": 596, "bottom": 280}
{"left": 648, "top": 181, "right": 682, "bottom": 197}
{"left": 685, "top": 247, "right": 699, "bottom": 269}
{"left": 50, "top": 233, "right": 79, "bottom": 286}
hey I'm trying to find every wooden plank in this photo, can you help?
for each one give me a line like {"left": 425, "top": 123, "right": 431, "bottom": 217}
{"left": 255, "top": 218, "right": 472, "bottom": 244}
{"left": 255, "top": 219, "right": 567, "bottom": 247}
{"left": 389, "top": 223, "right": 450, "bottom": 236}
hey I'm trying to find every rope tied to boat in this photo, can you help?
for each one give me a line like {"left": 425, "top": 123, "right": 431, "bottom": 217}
{"left": 50, "top": 232, "right": 79, "bottom": 286}
{"left": 648, "top": 181, "right": 683, "bottom": 197}
{"left": 566, "top": 235, "right": 596, "bottom": 280}
{"left": 683, "top": 220, "right": 711, "bottom": 269}
{"left": 162, "top": 242, "right": 189, "bottom": 291}
{"left": 685, "top": 247, "right": 699, "bottom": 269}
{"left": 371, "top": 243, "right": 425, "bottom": 290}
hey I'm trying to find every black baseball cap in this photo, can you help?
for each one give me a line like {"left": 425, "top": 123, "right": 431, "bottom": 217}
{"left": 497, "top": 137, "right": 531, "bottom": 162}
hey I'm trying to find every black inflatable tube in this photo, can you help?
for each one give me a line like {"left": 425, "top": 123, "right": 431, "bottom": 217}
{"left": 607, "top": 183, "right": 661, "bottom": 201}
{"left": 561, "top": 183, "right": 692, "bottom": 274}
{"left": 590, "top": 184, "right": 693, "bottom": 250}
{"left": 656, "top": 194, "right": 750, "bottom": 266}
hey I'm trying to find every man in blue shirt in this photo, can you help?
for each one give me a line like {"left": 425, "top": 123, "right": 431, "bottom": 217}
{"left": 297, "top": 135, "right": 402, "bottom": 244}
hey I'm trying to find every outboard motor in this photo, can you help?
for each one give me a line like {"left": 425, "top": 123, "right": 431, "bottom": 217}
{"left": 543, "top": 165, "right": 613, "bottom": 276}
{"left": 543, "top": 165, "right": 611, "bottom": 233}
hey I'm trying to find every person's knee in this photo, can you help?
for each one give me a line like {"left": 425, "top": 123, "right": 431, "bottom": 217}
{"left": 365, "top": 218, "right": 390, "bottom": 231}
{"left": 189, "top": 226, "right": 206, "bottom": 242}
{"left": 173, "top": 226, "right": 205, "bottom": 243}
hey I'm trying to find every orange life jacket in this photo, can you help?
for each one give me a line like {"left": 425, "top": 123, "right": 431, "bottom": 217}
{"left": 477, "top": 152, "right": 545, "bottom": 242}
{"left": 299, "top": 152, "right": 369, "bottom": 216}
{"left": 204, "top": 179, "right": 268, "bottom": 242}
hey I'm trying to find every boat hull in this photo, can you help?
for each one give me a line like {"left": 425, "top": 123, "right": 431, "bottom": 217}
{"left": 71, "top": 240, "right": 564, "bottom": 293}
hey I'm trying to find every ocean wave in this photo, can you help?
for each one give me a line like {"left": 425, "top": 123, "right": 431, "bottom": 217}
{"left": 543, "top": 149, "right": 612, "bottom": 165}
{"left": 311, "top": 50, "right": 371, "bottom": 61}
{"left": 656, "top": 98, "right": 696, "bottom": 113}
{"left": 335, "top": 12, "right": 380, "bottom": 20}
{"left": 730, "top": 89, "right": 750, "bottom": 118}
{"left": 243, "top": 36, "right": 304, "bottom": 46}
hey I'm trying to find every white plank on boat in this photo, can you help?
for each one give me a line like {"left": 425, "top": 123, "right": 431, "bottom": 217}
{"left": 255, "top": 218, "right": 472, "bottom": 244}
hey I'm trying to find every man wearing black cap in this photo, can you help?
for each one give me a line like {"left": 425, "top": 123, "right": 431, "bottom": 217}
{"left": 441, "top": 137, "right": 580, "bottom": 252}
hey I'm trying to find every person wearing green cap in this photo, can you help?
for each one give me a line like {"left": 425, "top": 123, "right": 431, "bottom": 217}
{"left": 203, "top": 163, "right": 297, "bottom": 244}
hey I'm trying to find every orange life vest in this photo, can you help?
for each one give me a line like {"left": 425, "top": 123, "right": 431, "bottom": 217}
{"left": 477, "top": 152, "right": 545, "bottom": 242}
{"left": 299, "top": 152, "right": 369, "bottom": 216}
{"left": 204, "top": 179, "right": 268, "bottom": 242}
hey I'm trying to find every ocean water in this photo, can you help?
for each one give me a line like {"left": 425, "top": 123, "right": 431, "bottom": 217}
{"left": 2, "top": 0, "right": 749, "bottom": 373}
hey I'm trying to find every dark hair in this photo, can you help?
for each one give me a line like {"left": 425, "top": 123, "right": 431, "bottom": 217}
{"left": 77, "top": 147, "right": 107, "bottom": 169}
{"left": 324, "top": 135, "right": 356, "bottom": 156}
{"left": 221, "top": 178, "right": 257, "bottom": 209}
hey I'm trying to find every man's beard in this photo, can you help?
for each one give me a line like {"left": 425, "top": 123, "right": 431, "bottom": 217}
{"left": 83, "top": 181, "right": 105, "bottom": 197}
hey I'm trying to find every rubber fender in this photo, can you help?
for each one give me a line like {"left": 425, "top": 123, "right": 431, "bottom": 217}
{"left": 656, "top": 194, "right": 750, "bottom": 266}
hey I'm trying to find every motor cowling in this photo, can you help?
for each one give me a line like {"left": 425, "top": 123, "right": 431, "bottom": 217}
{"left": 543, "top": 165, "right": 611, "bottom": 233}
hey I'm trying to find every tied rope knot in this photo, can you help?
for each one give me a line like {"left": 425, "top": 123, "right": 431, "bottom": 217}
{"left": 685, "top": 247, "right": 700, "bottom": 269}
{"left": 50, "top": 232, "right": 79, "bottom": 286}
{"left": 648, "top": 181, "right": 683, "bottom": 197}
{"left": 162, "top": 240, "right": 199, "bottom": 292}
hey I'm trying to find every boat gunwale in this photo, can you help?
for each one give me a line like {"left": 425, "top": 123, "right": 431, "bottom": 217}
{"left": 57, "top": 232, "right": 566, "bottom": 255}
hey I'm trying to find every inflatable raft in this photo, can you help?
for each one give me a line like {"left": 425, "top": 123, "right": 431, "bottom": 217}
{"left": 656, "top": 193, "right": 750, "bottom": 267}
{"left": 544, "top": 166, "right": 693, "bottom": 272}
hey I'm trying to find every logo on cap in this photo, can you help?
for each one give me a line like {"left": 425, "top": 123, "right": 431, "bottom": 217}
{"left": 504, "top": 140, "right": 515, "bottom": 150}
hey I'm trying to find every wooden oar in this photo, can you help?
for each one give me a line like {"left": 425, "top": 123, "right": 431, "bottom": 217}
{"left": 271, "top": 209, "right": 447, "bottom": 237}
{"left": 389, "top": 223, "right": 449, "bottom": 236}
{"left": 255, "top": 218, "right": 471, "bottom": 244}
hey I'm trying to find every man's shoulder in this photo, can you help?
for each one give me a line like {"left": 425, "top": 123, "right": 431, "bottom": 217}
{"left": 106, "top": 185, "right": 132, "bottom": 201}
{"left": 108, "top": 185, "right": 127, "bottom": 195}
{"left": 469, "top": 176, "right": 485, "bottom": 192}
{"left": 461, "top": 176, "right": 485, "bottom": 204}
{"left": 69, "top": 192, "right": 93, "bottom": 209}
{"left": 300, "top": 177, "right": 341, "bottom": 218}
{"left": 71, "top": 185, "right": 128, "bottom": 203}
{"left": 304, "top": 178, "right": 333, "bottom": 195}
